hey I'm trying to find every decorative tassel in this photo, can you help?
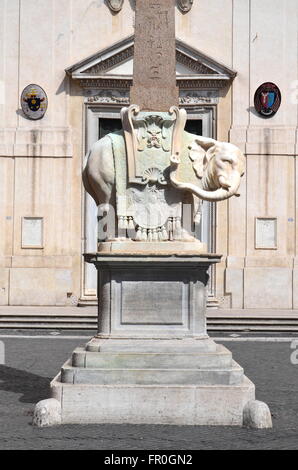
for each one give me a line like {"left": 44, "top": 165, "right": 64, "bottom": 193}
{"left": 123, "top": 216, "right": 128, "bottom": 229}
{"left": 162, "top": 226, "right": 168, "bottom": 240}
{"left": 135, "top": 227, "right": 142, "bottom": 241}
{"left": 141, "top": 228, "right": 147, "bottom": 241}
{"left": 157, "top": 228, "right": 163, "bottom": 241}
{"left": 118, "top": 216, "right": 125, "bottom": 230}
{"left": 128, "top": 217, "right": 134, "bottom": 230}
{"left": 147, "top": 229, "right": 153, "bottom": 242}
{"left": 152, "top": 228, "right": 158, "bottom": 241}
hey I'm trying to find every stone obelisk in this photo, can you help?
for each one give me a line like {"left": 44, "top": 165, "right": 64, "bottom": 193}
{"left": 130, "top": 0, "right": 179, "bottom": 111}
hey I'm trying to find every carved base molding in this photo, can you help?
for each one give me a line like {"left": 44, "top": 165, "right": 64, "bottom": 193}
{"left": 229, "top": 125, "right": 298, "bottom": 155}
{"left": 86, "top": 90, "right": 219, "bottom": 106}
{"left": 0, "top": 127, "right": 73, "bottom": 157}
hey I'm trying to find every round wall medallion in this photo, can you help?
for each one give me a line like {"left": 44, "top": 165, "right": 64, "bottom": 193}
{"left": 21, "top": 84, "right": 48, "bottom": 120}
{"left": 254, "top": 82, "right": 281, "bottom": 118}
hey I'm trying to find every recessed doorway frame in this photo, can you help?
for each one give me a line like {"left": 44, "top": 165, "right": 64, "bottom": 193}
{"left": 80, "top": 103, "right": 217, "bottom": 302}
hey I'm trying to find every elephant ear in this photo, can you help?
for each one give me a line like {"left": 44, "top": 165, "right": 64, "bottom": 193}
{"left": 193, "top": 136, "right": 217, "bottom": 150}
{"left": 188, "top": 136, "right": 217, "bottom": 179}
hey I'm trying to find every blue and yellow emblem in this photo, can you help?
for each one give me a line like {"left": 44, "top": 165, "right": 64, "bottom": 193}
{"left": 21, "top": 84, "right": 48, "bottom": 120}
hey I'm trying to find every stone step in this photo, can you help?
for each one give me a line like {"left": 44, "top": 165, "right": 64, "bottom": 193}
{"left": 208, "top": 325, "right": 298, "bottom": 331}
{"left": 61, "top": 359, "right": 243, "bottom": 386}
{"left": 72, "top": 344, "right": 233, "bottom": 369}
{"left": 0, "top": 323, "right": 96, "bottom": 329}
{"left": 209, "top": 319, "right": 298, "bottom": 324}
{"left": 2, "top": 316, "right": 298, "bottom": 324}
{"left": 0, "top": 317, "right": 96, "bottom": 322}
{"left": 1, "top": 321, "right": 298, "bottom": 331}
{"left": 0, "top": 306, "right": 298, "bottom": 331}
{"left": 86, "top": 337, "right": 218, "bottom": 353}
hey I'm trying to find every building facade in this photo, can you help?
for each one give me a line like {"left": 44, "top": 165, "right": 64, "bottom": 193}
{"left": 0, "top": 0, "right": 297, "bottom": 310}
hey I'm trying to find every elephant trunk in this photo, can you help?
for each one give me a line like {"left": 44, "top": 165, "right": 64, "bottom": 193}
{"left": 169, "top": 155, "right": 241, "bottom": 202}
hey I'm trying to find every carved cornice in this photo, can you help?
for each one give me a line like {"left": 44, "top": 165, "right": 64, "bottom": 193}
{"left": 80, "top": 78, "right": 133, "bottom": 89}
{"left": 84, "top": 46, "right": 134, "bottom": 74}
{"left": 87, "top": 90, "right": 130, "bottom": 104}
{"left": 81, "top": 78, "right": 228, "bottom": 90}
{"left": 176, "top": 50, "right": 216, "bottom": 75}
{"left": 179, "top": 91, "right": 218, "bottom": 104}
{"left": 178, "top": 79, "right": 228, "bottom": 89}
{"left": 80, "top": 48, "right": 220, "bottom": 78}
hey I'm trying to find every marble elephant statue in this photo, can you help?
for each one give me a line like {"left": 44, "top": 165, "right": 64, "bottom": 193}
{"left": 170, "top": 136, "right": 245, "bottom": 202}
{"left": 83, "top": 133, "right": 245, "bottom": 210}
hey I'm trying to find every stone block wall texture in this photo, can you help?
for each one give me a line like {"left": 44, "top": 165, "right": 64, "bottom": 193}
{"left": 0, "top": 0, "right": 297, "bottom": 307}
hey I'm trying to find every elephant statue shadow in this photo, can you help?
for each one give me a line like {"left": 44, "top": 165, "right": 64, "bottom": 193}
{"left": 0, "top": 365, "right": 51, "bottom": 404}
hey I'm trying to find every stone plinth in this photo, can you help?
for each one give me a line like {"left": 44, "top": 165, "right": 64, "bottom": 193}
{"left": 50, "top": 374, "right": 255, "bottom": 426}
{"left": 37, "top": 245, "right": 268, "bottom": 427}
{"left": 84, "top": 248, "right": 218, "bottom": 338}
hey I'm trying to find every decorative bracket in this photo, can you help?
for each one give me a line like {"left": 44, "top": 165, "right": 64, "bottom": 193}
{"left": 177, "top": 0, "right": 194, "bottom": 13}
{"left": 121, "top": 104, "right": 140, "bottom": 184}
{"left": 169, "top": 106, "right": 187, "bottom": 160}
{"left": 106, "top": 0, "right": 124, "bottom": 13}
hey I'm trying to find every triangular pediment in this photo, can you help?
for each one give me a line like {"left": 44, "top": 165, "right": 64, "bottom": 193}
{"left": 81, "top": 57, "right": 217, "bottom": 77}
{"left": 66, "top": 35, "right": 236, "bottom": 89}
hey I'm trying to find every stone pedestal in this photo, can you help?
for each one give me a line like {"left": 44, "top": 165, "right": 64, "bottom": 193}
{"left": 85, "top": 248, "right": 216, "bottom": 339}
{"left": 35, "top": 244, "right": 270, "bottom": 427}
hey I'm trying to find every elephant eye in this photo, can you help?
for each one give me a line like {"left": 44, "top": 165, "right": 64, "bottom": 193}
{"left": 223, "top": 157, "right": 234, "bottom": 164}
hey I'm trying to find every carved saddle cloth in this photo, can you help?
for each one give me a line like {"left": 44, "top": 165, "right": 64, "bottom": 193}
{"left": 108, "top": 113, "right": 199, "bottom": 241}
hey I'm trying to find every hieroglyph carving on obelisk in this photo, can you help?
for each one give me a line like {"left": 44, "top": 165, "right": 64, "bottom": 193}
{"left": 130, "top": 0, "right": 179, "bottom": 111}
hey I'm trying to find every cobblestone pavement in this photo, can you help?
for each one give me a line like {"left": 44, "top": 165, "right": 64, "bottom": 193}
{"left": 0, "top": 332, "right": 297, "bottom": 450}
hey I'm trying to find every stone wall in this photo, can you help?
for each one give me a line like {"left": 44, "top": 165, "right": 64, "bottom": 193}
{"left": 225, "top": 0, "right": 298, "bottom": 308}
{"left": 0, "top": 0, "right": 297, "bottom": 308}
